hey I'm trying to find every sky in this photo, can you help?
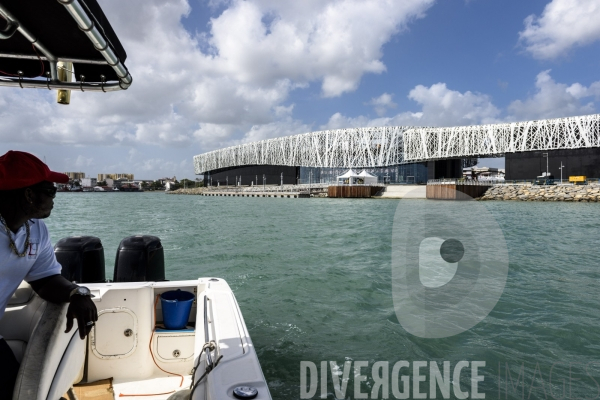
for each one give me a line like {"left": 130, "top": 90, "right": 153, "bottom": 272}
{"left": 1, "top": 0, "right": 600, "bottom": 179}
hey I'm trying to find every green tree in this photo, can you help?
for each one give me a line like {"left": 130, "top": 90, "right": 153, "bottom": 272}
{"left": 180, "top": 178, "right": 195, "bottom": 188}
{"left": 151, "top": 181, "right": 164, "bottom": 190}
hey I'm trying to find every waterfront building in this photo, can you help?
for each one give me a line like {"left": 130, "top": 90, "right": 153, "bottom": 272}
{"left": 63, "top": 172, "right": 85, "bottom": 180}
{"left": 194, "top": 113, "right": 600, "bottom": 185}
{"left": 193, "top": 127, "right": 451, "bottom": 186}
{"left": 98, "top": 173, "right": 134, "bottom": 181}
{"left": 81, "top": 177, "right": 97, "bottom": 188}
{"left": 157, "top": 177, "right": 177, "bottom": 185}
{"left": 463, "top": 167, "right": 505, "bottom": 180}
{"left": 130, "top": 179, "right": 154, "bottom": 189}
{"left": 505, "top": 149, "right": 600, "bottom": 180}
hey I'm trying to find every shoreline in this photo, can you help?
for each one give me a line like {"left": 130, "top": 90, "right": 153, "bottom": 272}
{"left": 166, "top": 184, "right": 600, "bottom": 202}
{"left": 479, "top": 183, "right": 600, "bottom": 201}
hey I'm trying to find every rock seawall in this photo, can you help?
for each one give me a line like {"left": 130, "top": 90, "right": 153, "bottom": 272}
{"left": 479, "top": 184, "right": 600, "bottom": 201}
{"left": 166, "top": 188, "right": 207, "bottom": 195}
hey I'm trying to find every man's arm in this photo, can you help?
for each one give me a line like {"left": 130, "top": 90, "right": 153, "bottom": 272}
{"left": 29, "top": 274, "right": 98, "bottom": 340}
{"left": 28, "top": 274, "right": 76, "bottom": 303}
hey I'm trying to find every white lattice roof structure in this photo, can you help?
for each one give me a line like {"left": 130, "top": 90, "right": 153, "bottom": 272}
{"left": 194, "top": 126, "right": 407, "bottom": 174}
{"left": 403, "top": 113, "right": 600, "bottom": 162}
{"left": 193, "top": 113, "right": 600, "bottom": 174}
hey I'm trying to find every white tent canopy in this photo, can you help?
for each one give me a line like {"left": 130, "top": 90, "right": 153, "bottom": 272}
{"left": 337, "top": 169, "right": 358, "bottom": 178}
{"left": 357, "top": 170, "right": 378, "bottom": 185}
{"left": 336, "top": 169, "right": 378, "bottom": 185}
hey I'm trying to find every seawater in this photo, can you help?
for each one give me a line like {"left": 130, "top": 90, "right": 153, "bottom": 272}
{"left": 46, "top": 192, "right": 600, "bottom": 400}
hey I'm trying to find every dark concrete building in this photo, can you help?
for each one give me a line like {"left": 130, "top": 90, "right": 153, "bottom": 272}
{"left": 427, "top": 159, "right": 463, "bottom": 180}
{"left": 203, "top": 165, "right": 299, "bottom": 187}
{"left": 505, "top": 148, "right": 600, "bottom": 180}
{"left": 202, "top": 159, "right": 471, "bottom": 187}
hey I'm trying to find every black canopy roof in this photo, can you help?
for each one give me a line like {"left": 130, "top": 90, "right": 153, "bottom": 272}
{"left": 0, "top": 0, "right": 127, "bottom": 83}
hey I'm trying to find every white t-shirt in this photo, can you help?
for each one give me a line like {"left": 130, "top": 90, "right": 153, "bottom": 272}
{"left": 0, "top": 219, "right": 62, "bottom": 324}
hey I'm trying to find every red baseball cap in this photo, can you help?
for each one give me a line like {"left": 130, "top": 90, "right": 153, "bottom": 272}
{"left": 0, "top": 150, "right": 69, "bottom": 190}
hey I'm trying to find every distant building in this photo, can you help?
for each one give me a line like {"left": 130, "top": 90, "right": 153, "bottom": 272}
{"left": 98, "top": 173, "right": 134, "bottom": 181}
{"left": 505, "top": 149, "right": 600, "bottom": 180}
{"left": 133, "top": 179, "right": 154, "bottom": 185}
{"left": 81, "top": 177, "right": 97, "bottom": 188}
{"left": 109, "top": 178, "right": 141, "bottom": 190}
{"left": 463, "top": 167, "right": 505, "bottom": 180}
{"left": 158, "top": 176, "right": 176, "bottom": 183}
{"left": 118, "top": 182, "right": 142, "bottom": 191}
{"left": 63, "top": 172, "right": 85, "bottom": 180}
{"left": 126, "top": 179, "right": 153, "bottom": 188}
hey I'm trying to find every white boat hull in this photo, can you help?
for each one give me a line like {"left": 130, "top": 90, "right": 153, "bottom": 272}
{"left": 1, "top": 278, "right": 271, "bottom": 400}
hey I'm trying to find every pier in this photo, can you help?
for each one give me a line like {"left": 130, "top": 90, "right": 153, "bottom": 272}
{"left": 426, "top": 179, "right": 494, "bottom": 200}
{"left": 327, "top": 185, "right": 382, "bottom": 198}
{"left": 201, "top": 191, "right": 309, "bottom": 198}
{"left": 168, "top": 184, "right": 431, "bottom": 199}
{"left": 168, "top": 184, "right": 329, "bottom": 198}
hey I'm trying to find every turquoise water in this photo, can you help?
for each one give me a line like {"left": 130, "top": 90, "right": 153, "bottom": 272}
{"left": 46, "top": 193, "right": 600, "bottom": 399}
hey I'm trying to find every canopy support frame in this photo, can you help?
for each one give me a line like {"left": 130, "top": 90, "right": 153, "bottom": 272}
{"left": 0, "top": 0, "right": 132, "bottom": 91}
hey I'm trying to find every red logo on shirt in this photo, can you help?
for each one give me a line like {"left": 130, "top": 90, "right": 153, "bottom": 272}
{"left": 28, "top": 242, "right": 38, "bottom": 256}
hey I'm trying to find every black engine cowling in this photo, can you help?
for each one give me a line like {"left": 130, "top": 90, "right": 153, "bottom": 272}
{"left": 113, "top": 235, "right": 165, "bottom": 282}
{"left": 54, "top": 236, "right": 106, "bottom": 283}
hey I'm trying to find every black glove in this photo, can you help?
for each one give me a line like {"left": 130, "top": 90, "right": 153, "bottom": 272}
{"left": 65, "top": 295, "right": 98, "bottom": 340}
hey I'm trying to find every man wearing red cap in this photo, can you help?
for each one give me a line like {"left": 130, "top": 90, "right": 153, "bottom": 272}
{"left": 0, "top": 150, "right": 98, "bottom": 400}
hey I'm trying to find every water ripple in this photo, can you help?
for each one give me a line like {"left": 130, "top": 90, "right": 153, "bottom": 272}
{"left": 46, "top": 193, "right": 600, "bottom": 399}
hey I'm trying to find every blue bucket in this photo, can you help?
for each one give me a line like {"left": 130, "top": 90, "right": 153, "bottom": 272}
{"left": 160, "top": 289, "right": 195, "bottom": 330}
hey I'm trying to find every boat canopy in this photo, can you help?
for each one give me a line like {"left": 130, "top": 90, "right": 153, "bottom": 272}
{"left": 0, "top": 0, "right": 131, "bottom": 92}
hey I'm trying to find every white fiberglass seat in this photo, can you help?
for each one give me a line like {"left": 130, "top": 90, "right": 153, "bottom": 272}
{"left": 13, "top": 301, "right": 86, "bottom": 400}
{"left": 0, "top": 282, "right": 86, "bottom": 400}
{"left": 0, "top": 282, "right": 45, "bottom": 362}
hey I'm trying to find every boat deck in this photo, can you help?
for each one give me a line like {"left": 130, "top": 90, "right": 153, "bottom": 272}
{"left": 112, "top": 375, "right": 193, "bottom": 399}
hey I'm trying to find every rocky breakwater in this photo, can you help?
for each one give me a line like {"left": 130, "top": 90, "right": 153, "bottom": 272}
{"left": 479, "top": 184, "right": 600, "bottom": 202}
{"left": 166, "top": 188, "right": 207, "bottom": 195}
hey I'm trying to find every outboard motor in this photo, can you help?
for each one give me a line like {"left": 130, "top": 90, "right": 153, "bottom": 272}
{"left": 113, "top": 235, "right": 165, "bottom": 282}
{"left": 54, "top": 236, "right": 106, "bottom": 283}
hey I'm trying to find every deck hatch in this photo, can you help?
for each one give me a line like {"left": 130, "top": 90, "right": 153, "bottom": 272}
{"left": 91, "top": 307, "right": 138, "bottom": 359}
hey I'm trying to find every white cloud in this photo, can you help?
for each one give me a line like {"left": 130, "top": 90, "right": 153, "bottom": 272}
{"left": 407, "top": 83, "right": 500, "bottom": 126}
{"left": 74, "top": 155, "right": 94, "bottom": 169}
{"left": 321, "top": 111, "right": 423, "bottom": 130}
{"left": 322, "top": 83, "right": 500, "bottom": 129}
{"left": 367, "top": 93, "right": 397, "bottom": 116}
{"left": 507, "top": 70, "right": 599, "bottom": 120}
{"left": 192, "top": 123, "right": 241, "bottom": 151}
{"left": 239, "top": 119, "right": 313, "bottom": 144}
{"left": 519, "top": 0, "right": 600, "bottom": 59}
{"left": 138, "top": 158, "right": 181, "bottom": 175}
{"left": 208, "top": 0, "right": 434, "bottom": 97}
{"left": 566, "top": 81, "right": 600, "bottom": 100}
{"left": 0, "top": 0, "right": 436, "bottom": 160}
{"left": 323, "top": 73, "right": 600, "bottom": 132}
